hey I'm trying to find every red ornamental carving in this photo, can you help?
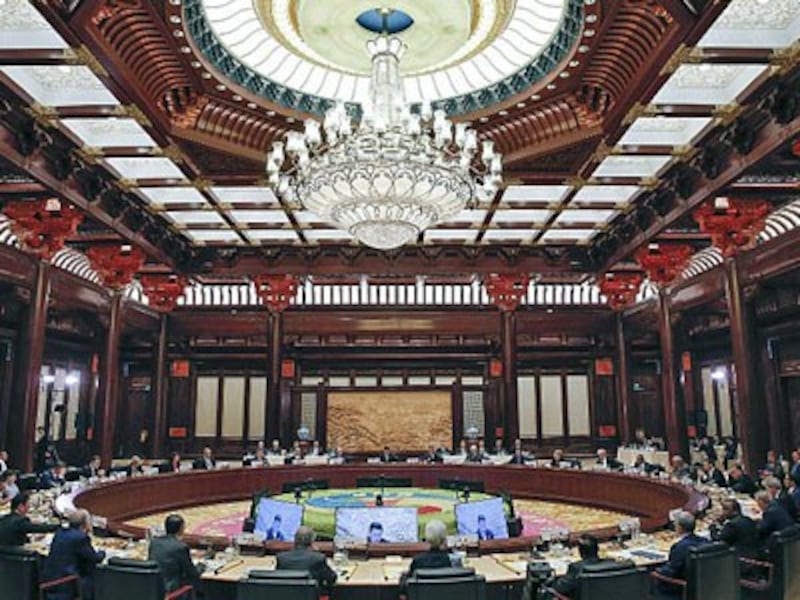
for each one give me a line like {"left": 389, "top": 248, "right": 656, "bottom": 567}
{"left": 87, "top": 244, "right": 146, "bottom": 289}
{"left": 254, "top": 274, "right": 298, "bottom": 313}
{"left": 140, "top": 274, "right": 187, "bottom": 312}
{"left": 2, "top": 199, "right": 83, "bottom": 260}
{"left": 792, "top": 138, "right": 800, "bottom": 157}
{"left": 485, "top": 274, "right": 530, "bottom": 312}
{"left": 598, "top": 272, "right": 644, "bottom": 310}
{"left": 634, "top": 244, "right": 693, "bottom": 286}
{"left": 693, "top": 197, "right": 770, "bottom": 257}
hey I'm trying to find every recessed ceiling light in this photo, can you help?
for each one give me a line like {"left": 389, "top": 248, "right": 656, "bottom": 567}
{"left": 247, "top": 102, "right": 257, "bottom": 109}
{"left": 559, "top": 72, "right": 570, "bottom": 78}
{"left": 530, "top": 94, "right": 541, "bottom": 101}
{"left": 215, "top": 84, "right": 226, "bottom": 91}
{"left": 201, "top": 72, "right": 212, "bottom": 79}
{"left": 180, "top": 46, "right": 191, "bottom": 53}
{"left": 546, "top": 83, "right": 556, "bottom": 90}
{"left": 499, "top": 110, "right": 508, "bottom": 116}
{"left": 584, "top": 30, "right": 596, "bottom": 37}
{"left": 190, "top": 61, "right": 201, "bottom": 68}
{"left": 169, "top": 15, "right": 181, "bottom": 24}
{"left": 578, "top": 45, "right": 589, "bottom": 53}
{"left": 586, "top": 15, "right": 597, "bottom": 23}
{"left": 232, "top": 94, "right": 242, "bottom": 101}
{"left": 569, "top": 60, "right": 580, "bottom": 67}
{"left": 173, "top": 30, "right": 184, "bottom": 38}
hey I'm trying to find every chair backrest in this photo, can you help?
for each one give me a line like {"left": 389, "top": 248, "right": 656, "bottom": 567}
{"left": 577, "top": 562, "right": 649, "bottom": 600}
{"left": 237, "top": 570, "right": 318, "bottom": 600}
{"left": 407, "top": 568, "right": 487, "bottom": 600}
{"left": 95, "top": 559, "right": 165, "bottom": 600}
{"left": 685, "top": 542, "right": 740, "bottom": 600}
{"left": 0, "top": 546, "right": 40, "bottom": 600}
{"left": 771, "top": 525, "right": 800, "bottom": 600}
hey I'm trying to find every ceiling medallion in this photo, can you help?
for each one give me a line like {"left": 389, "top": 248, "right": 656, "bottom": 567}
{"left": 266, "top": 12, "right": 502, "bottom": 250}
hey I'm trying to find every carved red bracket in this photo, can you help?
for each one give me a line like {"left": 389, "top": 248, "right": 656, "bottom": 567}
{"left": 598, "top": 272, "right": 644, "bottom": 310}
{"left": 254, "top": 274, "right": 299, "bottom": 313}
{"left": 634, "top": 243, "right": 693, "bottom": 286}
{"left": 2, "top": 199, "right": 83, "bottom": 260}
{"left": 692, "top": 197, "right": 770, "bottom": 257}
{"left": 485, "top": 274, "right": 530, "bottom": 312}
{"left": 87, "top": 243, "right": 146, "bottom": 290}
{"left": 140, "top": 274, "right": 187, "bottom": 312}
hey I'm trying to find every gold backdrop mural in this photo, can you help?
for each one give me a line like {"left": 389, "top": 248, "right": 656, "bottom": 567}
{"left": 327, "top": 391, "right": 452, "bottom": 453}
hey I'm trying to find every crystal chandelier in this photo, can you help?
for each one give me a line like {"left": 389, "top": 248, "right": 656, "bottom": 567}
{"left": 265, "top": 26, "right": 503, "bottom": 250}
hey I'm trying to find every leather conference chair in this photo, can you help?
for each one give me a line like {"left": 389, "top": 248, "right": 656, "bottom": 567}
{"left": 95, "top": 558, "right": 194, "bottom": 600}
{"left": 549, "top": 561, "right": 648, "bottom": 600}
{"left": 742, "top": 525, "right": 800, "bottom": 600}
{"left": 406, "top": 567, "right": 487, "bottom": 600}
{"left": 651, "top": 541, "right": 740, "bottom": 600}
{"left": 0, "top": 546, "right": 40, "bottom": 600}
{"left": 237, "top": 569, "right": 319, "bottom": 600}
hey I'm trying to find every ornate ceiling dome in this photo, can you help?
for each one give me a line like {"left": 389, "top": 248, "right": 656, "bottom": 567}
{"left": 186, "top": 0, "right": 582, "bottom": 115}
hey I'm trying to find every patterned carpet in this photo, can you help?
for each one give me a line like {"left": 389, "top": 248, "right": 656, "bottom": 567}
{"left": 129, "top": 494, "right": 629, "bottom": 540}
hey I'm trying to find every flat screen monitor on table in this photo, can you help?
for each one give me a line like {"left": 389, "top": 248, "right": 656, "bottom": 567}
{"left": 254, "top": 498, "right": 304, "bottom": 542}
{"left": 455, "top": 497, "right": 509, "bottom": 540}
{"left": 335, "top": 507, "right": 419, "bottom": 544}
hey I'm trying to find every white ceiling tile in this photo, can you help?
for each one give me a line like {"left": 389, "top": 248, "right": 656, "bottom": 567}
{"left": 492, "top": 209, "right": 552, "bottom": 223}
{"left": 619, "top": 117, "right": 713, "bottom": 147}
{"left": 424, "top": 229, "right": 478, "bottom": 242}
{"left": 652, "top": 64, "right": 767, "bottom": 106}
{"left": 245, "top": 229, "right": 298, "bottom": 242}
{"left": 303, "top": 229, "right": 353, "bottom": 241}
{"left": 61, "top": 118, "right": 156, "bottom": 148}
{"left": 555, "top": 209, "right": 618, "bottom": 225}
{"left": 483, "top": 229, "right": 537, "bottom": 243}
{"left": 104, "top": 157, "right": 184, "bottom": 180}
{"left": 698, "top": 0, "right": 800, "bottom": 49}
{"left": 572, "top": 185, "right": 642, "bottom": 205}
{"left": 137, "top": 187, "right": 208, "bottom": 206}
{"left": 502, "top": 185, "right": 572, "bottom": 202}
{"left": 165, "top": 211, "right": 226, "bottom": 225}
{"left": 593, "top": 155, "right": 672, "bottom": 178}
{"left": 1, "top": 65, "right": 118, "bottom": 106}
{"left": 210, "top": 186, "right": 278, "bottom": 204}
{"left": 228, "top": 210, "right": 288, "bottom": 224}
{"left": 540, "top": 229, "right": 598, "bottom": 242}
{"left": 0, "top": 1, "right": 69, "bottom": 50}
{"left": 183, "top": 229, "right": 241, "bottom": 243}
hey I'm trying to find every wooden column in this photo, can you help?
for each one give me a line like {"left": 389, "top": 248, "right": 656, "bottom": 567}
{"left": 11, "top": 262, "right": 50, "bottom": 472}
{"left": 151, "top": 314, "right": 168, "bottom": 457}
{"left": 658, "top": 290, "right": 688, "bottom": 459}
{"left": 501, "top": 310, "right": 519, "bottom": 446}
{"left": 615, "top": 313, "right": 632, "bottom": 444}
{"left": 98, "top": 292, "right": 123, "bottom": 467}
{"left": 724, "top": 257, "right": 769, "bottom": 473}
{"left": 266, "top": 312, "right": 283, "bottom": 444}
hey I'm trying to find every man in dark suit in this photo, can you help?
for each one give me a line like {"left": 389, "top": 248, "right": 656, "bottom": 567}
{"left": 193, "top": 447, "right": 216, "bottom": 470}
{"left": 420, "top": 445, "right": 442, "bottom": 464}
{"left": 0, "top": 493, "right": 58, "bottom": 546}
{"left": 407, "top": 520, "right": 452, "bottom": 574}
{"left": 551, "top": 534, "right": 620, "bottom": 598}
{"left": 42, "top": 509, "right": 105, "bottom": 600}
{"left": 729, "top": 465, "right": 758, "bottom": 495}
{"left": 81, "top": 455, "right": 104, "bottom": 479}
{"left": 379, "top": 446, "right": 399, "bottom": 463}
{"left": 40, "top": 462, "right": 67, "bottom": 489}
{"left": 755, "top": 490, "right": 794, "bottom": 544}
{"left": 276, "top": 526, "right": 337, "bottom": 592}
{"left": 760, "top": 450, "right": 785, "bottom": 482}
{"left": 711, "top": 499, "right": 759, "bottom": 558}
{"left": 698, "top": 459, "right": 727, "bottom": 487}
{"left": 148, "top": 514, "right": 204, "bottom": 594}
{"left": 655, "top": 511, "right": 708, "bottom": 596}
{"left": 763, "top": 476, "right": 798, "bottom": 522}
{"left": 594, "top": 448, "right": 622, "bottom": 471}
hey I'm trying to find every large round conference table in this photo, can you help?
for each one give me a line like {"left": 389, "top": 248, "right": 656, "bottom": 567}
{"left": 75, "top": 463, "right": 703, "bottom": 545}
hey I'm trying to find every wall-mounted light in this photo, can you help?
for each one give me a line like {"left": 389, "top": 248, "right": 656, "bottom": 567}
{"left": 41, "top": 374, "right": 55, "bottom": 384}
{"left": 711, "top": 368, "right": 727, "bottom": 382}
{"left": 65, "top": 373, "right": 81, "bottom": 386}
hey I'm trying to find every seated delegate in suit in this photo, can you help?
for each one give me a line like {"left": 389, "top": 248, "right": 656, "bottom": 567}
{"left": 669, "top": 455, "right": 691, "bottom": 481}
{"left": 267, "top": 439, "right": 283, "bottom": 456}
{"left": 698, "top": 459, "right": 727, "bottom": 487}
{"left": 40, "top": 462, "right": 68, "bottom": 489}
{"left": 466, "top": 444, "right": 484, "bottom": 464}
{"left": 81, "top": 455, "right": 104, "bottom": 479}
{"left": 162, "top": 452, "right": 182, "bottom": 474}
{"left": 655, "top": 511, "right": 708, "bottom": 596}
{"left": 148, "top": 514, "right": 205, "bottom": 595}
{"left": 126, "top": 455, "right": 145, "bottom": 477}
{"left": 763, "top": 476, "right": 798, "bottom": 522}
{"left": 42, "top": 509, "right": 106, "bottom": 600}
{"left": 754, "top": 490, "right": 794, "bottom": 545}
{"left": 379, "top": 446, "right": 399, "bottom": 463}
{"left": 492, "top": 439, "right": 507, "bottom": 456}
{"left": 0, "top": 470, "right": 20, "bottom": 503}
{"left": 551, "top": 534, "right": 620, "bottom": 599}
{"left": 276, "top": 526, "right": 337, "bottom": 592}
{"left": 760, "top": 450, "right": 786, "bottom": 482}
{"left": 594, "top": 448, "right": 622, "bottom": 471}
{"left": 0, "top": 492, "right": 59, "bottom": 546}
{"left": 193, "top": 447, "right": 216, "bottom": 470}
{"left": 728, "top": 465, "right": 758, "bottom": 495}
{"left": 421, "top": 445, "right": 442, "bottom": 464}
{"left": 710, "top": 499, "right": 759, "bottom": 558}
{"left": 400, "top": 519, "right": 453, "bottom": 594}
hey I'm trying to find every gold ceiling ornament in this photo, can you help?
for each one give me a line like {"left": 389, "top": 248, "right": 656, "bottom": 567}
{"left": 115, "top": 178, "right": 137, "bottom": 191}
{"left": 639, "top": 177, "right": 659, "bottom": 190}
{"left": 659, "top": 44, "right": 704, "bottom": 77}
{"left": 24, "top": 103, "right": 57, "bottom": 127}
{"left": 153, "top": 144, "right": 184, "bottom": 163}
{"left": 191, "top": 178, "right": 212, "bottom": 191}
{"left": 112, "top": 104, "right": 152, "bottom": 128}
{"left": 712, "top": 102, "right": 744, "bottom": 127}
{"left": 254, "top": 0, "right": 515, "bottom": 77}
{"left": 62, "top": 45, "right": 109, "bottom": 78}
{"left": 565, "top": 176, "right": 587, "bottom": 189}
{"left": 671, "top": 145, "right": 699, "bottom": 162}
{"left": 769, "top": 42, "right": 800, "bottom": 76}
{"left": 73, "top": 146, "right": 104, "bottom": 164}
{"left": 591, "top": 141, "right": 618, "bottom": 163}
{"left": 622, "top": 103, "right": 658, "bottom": 126}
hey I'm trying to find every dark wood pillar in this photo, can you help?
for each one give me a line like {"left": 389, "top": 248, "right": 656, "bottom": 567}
{"left": 98, "top": 293, "right": 123, "bottom": 467}
{"left": 501, "top": 310, "right": 519, "bottom": 447}
{"left": 11, "top": 262, "right": 50, "bottom": 472}
{"left": 151, "top": 314, "right": 168, "bottom": 457}
{"left": 658, "top": 290, "right": 688, "bottom": 459}
{"left": 615, "top": 313, "right": 632, "bottom": 444}
{"left": 266, "top": 312, "right": 283, "bottom": 444}
{"left": 724, "top": 257, "right": 769, "bottom": 473}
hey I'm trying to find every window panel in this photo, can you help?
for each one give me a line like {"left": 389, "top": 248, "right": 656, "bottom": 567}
{"left": 701, "top": 367, "right": 717, "bottom": 437}
{"left": 540, "top": 375, "right": 564, "bottom": 438}
{"left": 463, "top": 390, "right": 485, "bottom": 437}
{"left": 300, "top": 392, "right": 317, "bottom": 434}
{"left": 566, "top": 375, "right": 590, "bottom": 436}
{"left": 195, "top": 376, "right": 219, "bottom": 437}
{"left": 221, "top": 377, "right": 246, "bottom": 439}
{"left": 248, "top": 377, "right": 267, "bottom": 440}
{"left": 517, "top": 376, "right": 537, "bottom": 438}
